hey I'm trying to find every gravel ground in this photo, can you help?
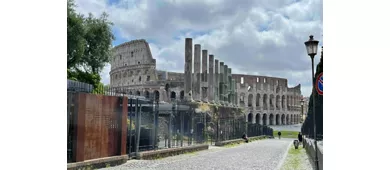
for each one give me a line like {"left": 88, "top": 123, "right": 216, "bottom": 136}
{"left": 100, "top": 138, "right": 292, "bottom": 170}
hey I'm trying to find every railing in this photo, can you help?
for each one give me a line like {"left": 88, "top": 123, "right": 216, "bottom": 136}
{"left": 68, "top": 80, "right": 276, "bottom": 163}
{"left": 216, "top": 117, "right": 273, "bottom": 142}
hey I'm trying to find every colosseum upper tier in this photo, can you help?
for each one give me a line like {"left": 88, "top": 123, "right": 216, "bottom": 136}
{"left": 109, "top": 38, "right": 303, "bottom": 125}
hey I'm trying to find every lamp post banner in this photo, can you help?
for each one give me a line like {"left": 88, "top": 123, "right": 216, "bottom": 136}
{"left": 316, "top": 72, "right": 323, "bottom": 95}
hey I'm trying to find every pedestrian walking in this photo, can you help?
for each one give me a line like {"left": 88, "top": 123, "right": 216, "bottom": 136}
{"left": 298, "top": 132, "right": 303, "bottom": 144}
{"left": 277, "top": 131, "right": 281, "bottom": 139}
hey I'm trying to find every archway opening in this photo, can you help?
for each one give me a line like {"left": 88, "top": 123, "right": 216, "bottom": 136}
{"left": 145, "top": 91, "right": 150, "bottom": 99}
{"left": 170, "top": 91, "right": 176, "bottom": 99}
{"left": 281, "top": 114, "right": 285, "bottom": 125}
{"left": 136, "top": 91, "right": 141, "bottom": 96}
{"left": 276, "top": 114, "right": 280, "bottom": 125}
{"left": 239, "top": 93, "right": 246, "bottom": 107}
{"left": 262, "top": 114, "right": 267, "bottom": 125}
{"left": 248, "top": 94, "right": 253, "bottom": 107}
{"left": 255, "top": 113, "right": 260, "bottom": 124}
{"left": 269, "top": 114, "right": 274, "bottom": 125}
{"left": 247, "top": 113, "right": 253, "bottom": 123}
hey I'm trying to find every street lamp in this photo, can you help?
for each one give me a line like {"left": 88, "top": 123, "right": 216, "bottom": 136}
{"left": 304, "top": 35, "right": 320, "bottom": 170}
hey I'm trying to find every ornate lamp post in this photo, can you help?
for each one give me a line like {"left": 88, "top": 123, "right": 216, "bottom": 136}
{"left": 304, "top": 35, "right": 320, "bottom": 170}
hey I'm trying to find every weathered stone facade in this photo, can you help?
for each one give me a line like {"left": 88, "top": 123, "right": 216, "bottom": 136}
{"left": 109, "top": 39, "right": 302, "bottom": 125}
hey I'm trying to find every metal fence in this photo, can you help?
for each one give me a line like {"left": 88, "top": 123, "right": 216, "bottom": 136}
{"left": 67, "top": 80, "right": 275, "bottom": 162}
{"left": 301, "top": 116, "right": 323, "bottom": 141}
{"left": 67, "top": 91, "right": 76, "bottom": 163}
{"left": 216, "top": 117, "right": 274, "bottom": 142}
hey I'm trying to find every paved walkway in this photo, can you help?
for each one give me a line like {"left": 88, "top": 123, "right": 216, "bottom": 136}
{"left": 101, "top": 138, "right": 292, "bottom": 170}
{"left": 269, "top": 124, "right": 302, "bottom": 132}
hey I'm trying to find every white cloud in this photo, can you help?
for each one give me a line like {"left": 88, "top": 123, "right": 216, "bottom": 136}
{"left": 75, "top": 0, "right": 323, "bottom": 96}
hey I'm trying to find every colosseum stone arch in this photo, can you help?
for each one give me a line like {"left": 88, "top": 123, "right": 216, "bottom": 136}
{"left": 109, "top": 38, "right": 303, "bottom": 126}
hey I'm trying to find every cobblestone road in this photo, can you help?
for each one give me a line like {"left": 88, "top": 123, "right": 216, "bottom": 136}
{"left": 101, "top": 138, "right": 292, "bottom": 170}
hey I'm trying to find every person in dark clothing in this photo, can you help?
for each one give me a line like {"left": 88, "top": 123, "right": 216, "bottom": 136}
{"left": 242, "top": 133, "right": 249, "bottom": 143}
{"left": 277, "top": 131, "right": 281, "bottom": 139}
{"left": 298, "top": 132, "right": 303, "bottom": 144}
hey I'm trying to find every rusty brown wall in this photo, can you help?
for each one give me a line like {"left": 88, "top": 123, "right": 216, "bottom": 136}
{"left": 74, "top": 93, "right": 128, "bottom": 162}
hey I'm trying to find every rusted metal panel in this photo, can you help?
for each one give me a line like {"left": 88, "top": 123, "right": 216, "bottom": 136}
{"left": 74, "top": 93, "right": 128, "bottom": 162}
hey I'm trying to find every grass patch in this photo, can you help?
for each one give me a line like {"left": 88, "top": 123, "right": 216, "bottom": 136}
{"left": 273, "top": 131, "right": 300, "bottom": 139}
{"left": 223, "top": 142, "right": 242, "bottom": 148}
{"left": 280, "top": 144, "right": 309, "bottom": 170}
{"left": 184, "top": 151, "right": 198, "bottom": 155}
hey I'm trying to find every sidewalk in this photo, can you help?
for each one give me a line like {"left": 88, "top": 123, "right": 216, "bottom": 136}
{"left": 279, "top": 143, "right": 314, "bottom": 170}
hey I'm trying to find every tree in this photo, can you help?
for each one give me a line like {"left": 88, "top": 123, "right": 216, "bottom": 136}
{"left": 67, "top": 0, "right": 86, "bottom": 69}
{"left": 82, "top": 13, "right": 114, "bottom": 74}
{"left": 67, "top": 0, "right": 114, "bottom": 90}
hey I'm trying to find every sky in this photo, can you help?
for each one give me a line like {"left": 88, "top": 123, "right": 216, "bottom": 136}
{"left": 74, "top": 0, "right": 323, "bottom": 97}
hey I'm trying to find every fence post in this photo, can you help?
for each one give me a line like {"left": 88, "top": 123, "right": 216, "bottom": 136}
{"left": 135, "top": 99, "right": 141, "bottom": 155}
{"left": 216, "top": 119, "right": 220, "bottom": 142}
{"left": 190, "top": 109, "right": 194, "bottom": 145}
{"left": 232, "top": 119, "right": 235, "bottom": 140}
{"left": 168, "top": 102, "right": 174, "bottom": 148}
{"left": 128, "top": 98, "right": 133, "bottom": 156}
{"left": 203, "top": 112, "right": 207, "bottom": 144}
{"left": 180, "top": 110, "right": 184, "bottom": 147}
{"left": 117, "top": 96, "right": 124, "bottom": 155}
{"left": 154, "top": 100, "right": 159, "bottom": 150}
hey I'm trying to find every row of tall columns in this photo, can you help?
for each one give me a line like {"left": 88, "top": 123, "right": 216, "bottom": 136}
{"left": 183, "top": 38, "right": 237, "bottom": 106}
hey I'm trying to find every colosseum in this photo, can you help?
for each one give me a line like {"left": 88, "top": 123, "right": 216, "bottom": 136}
{"left": 109, "top": 38, "right": 303, "bottom": 126}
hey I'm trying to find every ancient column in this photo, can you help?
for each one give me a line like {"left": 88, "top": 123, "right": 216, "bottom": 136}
{"left": 193, "top": 44, "right": 201, "bottom": 101}
{"left": 228, "top": 68, "right": 232, "bottom": 105}
{"left": 184, "top": 38, "right": 193, "bottom": 101}
{"left": 214, "top": 59, "right": 219, "bottom": 103}
{"left": 219, "top": 62, "right": 224, "bottom": 103}
{"left": 201, "top": 50, "right": 208, "bottom": 102}
{"left": 208, "top": 54, "right": 214, "bottom": 102}
{"left": 231, "top": 78, "right": 237, "bottom": 106}
{"left": 224, "top": 65, "right": 228, "bottom": 103}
